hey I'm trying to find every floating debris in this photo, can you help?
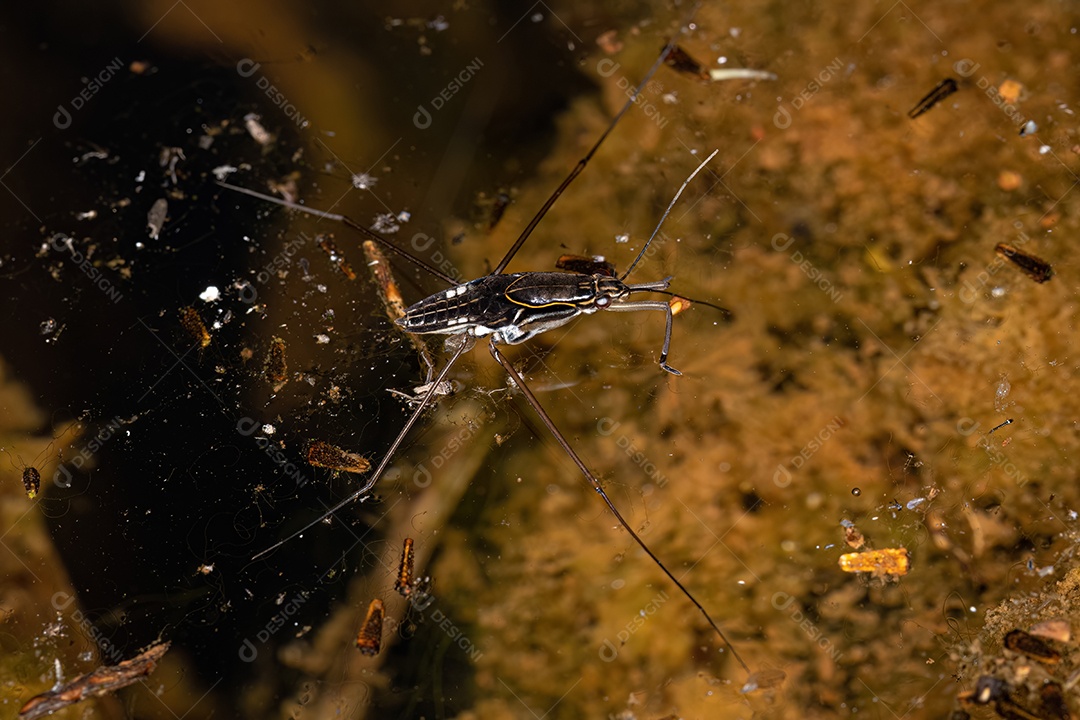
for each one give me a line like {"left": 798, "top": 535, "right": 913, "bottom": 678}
{"left": 355, "top": 599, "right": 384, "bottom": 656}
{"left": 740, "top": 668, "right": 787, "bottom": 693}
{"left": 838, "top": 548, "right": 910, "bottom": 577}
{"left": 306, "top": 440, "right": 371, "bottom": 475}
{"left": 19, "top": 641, "right": 170, "bottom": 720}
{"left": 1003, "top": 628, "right": 1061, "bottom": 665}
{"left": 244, "top": 113, "right": 273, "bottom": 146}
{"left": 317, "top": 235, "right": 356, "bottom": 280}
{"left": 487, "top": 192, "right": 511, "bottom": 232}
{"left": 146, "top": 198, "right": 168, "bottom": 239}
{"left": 1029, "top": 619, "right": 1071, "bottom": 643}
{"left": 990, "top": 418, "right": 1014, "bottom": 434}
{"left": 908, "top": 77, "right": 958, "bottom": 119}
{"left": 179, "top": 307, "right": 211, "bottom": 348}
{"left": 266, "top": 337, "right": 287, "bottom": 385}
{"left": 664, "top": 43, "right": 709, "bottom": 80}
{"left": 362, "top": 239, "right": 436, "bottom": 376}
{"left": 995, "top": 243, "right": 1054, "bottom": 283}
{"left": 395, "top": 537, "right": 415, "bottom": 597}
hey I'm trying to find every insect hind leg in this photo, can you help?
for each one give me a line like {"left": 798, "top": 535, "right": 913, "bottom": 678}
{"left": 487, "top": 336, "right": 749, "bottom": 673}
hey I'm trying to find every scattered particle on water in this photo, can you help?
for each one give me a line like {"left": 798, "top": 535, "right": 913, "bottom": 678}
{"left": 212, "top": 165, "right": 236, "bottom": 180}
{"left": 262, "top": 424, "right": 276, "bottom": 435}
{"left": 530, "top": 12, "right": 542, "bottom": 22}
{"left": 610, "top": 579, "right": 625, "bottom": 590}
{"left": 396, "top": 210, "right": 411, "bottom": 223}
{"left": 851, "top": 487, "right": 861, "bottom": 496}
{"left": 615, "top": 233, "right": 629, "bottom": 244}
{"left": 718, "top": 462, "right": 731, "bottom": 472}
{"left": 995, "top": 374, "right": 1011, "bottom": 411}
{"left": 315, "top": 334, "right": 330, "bottom": 344}
{"left": 147, "top": 198, "right": 168, "bottom": 239}
{"left": 244, "top": 113, "right": 272, "bottom": 145}
{"left": 199, "top": 286, "right": 220, "bottom": 302}
{"left": 372, "top": 212, "right": 400, "bottom": 233}
{"left": 352, "top": 172, "right": 378, "bottom": 190}
{"left": 1019, "top": 120, "right": 1038, "bottom": 136}
{"left": 906, "top": 498, "right": 926, "bottom": 510}
{"left": 40, "top": 318, "right": 58, "bottom": 335}
{"left": 1039, "top": 144, "right": 1051, "bottom": 154}
{"left": 717, "top": 55, "right": 728, "bottom": 64}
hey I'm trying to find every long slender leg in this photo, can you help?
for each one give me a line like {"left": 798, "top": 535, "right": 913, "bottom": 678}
{"left": 252, "top": 338, "right": 470, "bottom": 560}
{"left": 606, "top": 299, "right": 680, "bottom": 376}
{"left": 488, "top": 337, "right": 750, "bottom": 675}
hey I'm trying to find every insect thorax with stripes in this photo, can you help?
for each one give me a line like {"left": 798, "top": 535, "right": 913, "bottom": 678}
{"left": 395, "top": 272, "right": 632, "bottom": 345}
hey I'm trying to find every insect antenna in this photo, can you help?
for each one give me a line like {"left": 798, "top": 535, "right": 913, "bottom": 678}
{"left": 492, "top": 6, "right": 700, "bottom": 275}
{"left": 216, "top": 180, "right": 459, "bottom": 287}
{"left": 620, "top": 148, "right": 718, "bottom": 282}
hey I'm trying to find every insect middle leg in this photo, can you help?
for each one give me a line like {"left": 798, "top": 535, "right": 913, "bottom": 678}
{"left": 605, "top": 299, "right": 682, "bottom": 376}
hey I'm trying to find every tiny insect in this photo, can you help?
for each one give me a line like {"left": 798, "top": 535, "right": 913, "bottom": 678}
{"left": 995, "top": 242, "right": 1054, "bottom": 283}
{"left": 989, "top": 418, "right": 1014, "bottom": 434}
{"left": 3, "top": 424, "right": 77, "bottom": 500}
{"left": 355, "top": 598, "right": 384, "bottom": 656}
{"left": 908, "top": 77, "right": 959, "bottom": 119}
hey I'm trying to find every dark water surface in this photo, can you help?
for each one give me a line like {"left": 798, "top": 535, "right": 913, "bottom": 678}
{"left": 2, "top": 1, "right": 1079, "bottom": 718}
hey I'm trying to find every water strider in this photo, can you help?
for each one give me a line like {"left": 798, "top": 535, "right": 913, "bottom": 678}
{"left": 222, "top": 10, "right": 772, "bottom": 682}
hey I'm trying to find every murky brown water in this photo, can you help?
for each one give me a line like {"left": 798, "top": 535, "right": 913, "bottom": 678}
{"left": 3, "top": 1, "right": 1080, "bottom": 718}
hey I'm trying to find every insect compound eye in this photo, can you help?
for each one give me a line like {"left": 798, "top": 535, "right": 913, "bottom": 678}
{"left": 595, "top": 296, "right": 611, "bottom": 308}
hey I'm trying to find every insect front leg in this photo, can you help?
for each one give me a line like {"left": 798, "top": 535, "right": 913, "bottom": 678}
{"left": 605, "top": 299, "right": 681, "bottom": 376}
